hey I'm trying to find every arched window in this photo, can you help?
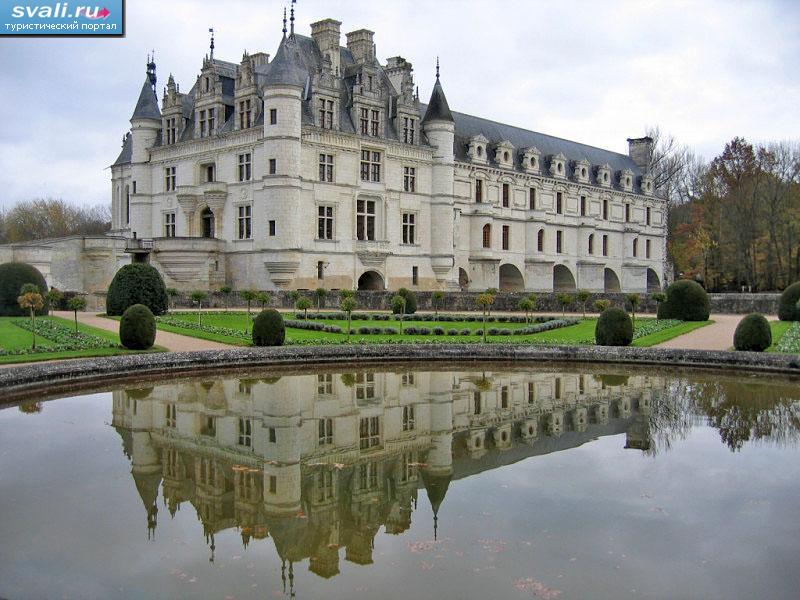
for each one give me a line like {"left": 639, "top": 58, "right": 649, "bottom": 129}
{"left": 482, "top": 224, "right": 491, "bottom": 248}
{"left": 537, "top": 228, "right": 544, "bottom": 252}
{"left": 588, "top": 234, "right": 594, "bottom": 255}
{"left": 632, "top": 238, "right": 638, "bottom": 258}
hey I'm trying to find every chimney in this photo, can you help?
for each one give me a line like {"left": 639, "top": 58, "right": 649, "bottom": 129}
{"left": 249, "top": 52, "right": 269, "bottom": 68}
{"left": 627, "top": 137, "right": 654, "bottom": 172}
{"left": 311, "top": 19, "right": 342, "bottom": 75}
{"left": 346, "top": 29, "right": 375, "bottom": 64}
{"left": 385, "top": 56, "right": 412, "bottom": 95}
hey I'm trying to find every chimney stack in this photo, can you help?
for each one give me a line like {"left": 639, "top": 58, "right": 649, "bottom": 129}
{"left": 346, "top": 29, "right": 375, "bottom": 64}
{"left": 627, "top": 137, "right": 654, "bottom": 173}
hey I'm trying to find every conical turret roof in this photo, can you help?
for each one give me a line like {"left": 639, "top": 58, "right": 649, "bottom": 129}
{"left": 130, "top": 78, "right": 161, "bottom": 121}
{"left": 421, "top": 78, "right": 453, "bottom": 124}
{"left": 263, "top": 36, "right": 307, "bottom": 88}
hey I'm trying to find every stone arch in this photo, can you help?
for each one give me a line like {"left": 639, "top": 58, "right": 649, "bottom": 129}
{"left": 357, "top": 270, "right": 385, "bottom": 291}
{"left": 200, "top": 206, "right": 215, "bottom": 238}
{"left": 459, "top": 267, "right": 470, "bottom": 291}
{"left": 553, "top": 264, "right": 576, "bottom": 292}
{"left": 647, "top": 268, "right": 661, "bottom": 292}
{"left": 499, "top": 263, "right": 524, "bottom": 292}
{"left": 604, "top": 268, "right": 621, "bottom": 292}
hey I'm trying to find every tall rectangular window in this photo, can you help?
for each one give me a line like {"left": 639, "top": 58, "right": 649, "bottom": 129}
{"left": 165, "top": 117, "right": 177, "bottom": 144}
{"left": 164, "top": 212, "right": 176, "bottom": 238}
{"left": 556, "top": 230, "right": 563, "bottom": 253}
{"left": 359, "top": 107, "right": 369, "bottom": 135}
{"left": 268, "top": 158, "right": 276, "bottom": 175}
{"left": 165, "top": 166, "right": 176, "bottom": 191}
{"left": 355, "top": 373, "right": 375, "bottom": 400}
{"left": 502, "top": 183, "right": 510, "bottom": 207}
{"left": 370, "top": 109, "right": 380, "bottom": 137}
{"left": 269, "top": 220, "right": 276, "bottom": 236}
{"left": 360, "top": 150, "right": 381, "bottom": 182}
{"left": 412, "top": 266, "right": 418, "bottom": 286}
{"left": 646, "top": 207, "right": 651, "bottom": 225}
{"left": 318, "top": 98, "right": 333, "bottom": 129}
{"left": 359, "top": 416, "right": 380, "bottom": 449}
{"left": 482, "top": 224, "right": 492, "bottom": 249}
{"left": 268, "top": 427, "right": 276, "bottom": 443}
{"left": 237, "top": 417, "right": 252, "bottom": 447}
{"left": 502, "top": 225, "right": 510, "bottom": 250}
{"left": 208, "top": 108, "right": 215, "bottom": 135}
{"left": 356, "top": 199, "right": 376, "bottom": 241}
{"left": 318, "top": 205, "right": 334, "bottom": 240}
{"left": 269, "top": 108, "right": 277, "bottom": 125}
{"left": 165, "top": 403, "right": 176, "bottom": 428}
{"left": 625, "top": 203, "right": 631, "bottom": 222}
{"left": 269, "top": 475, "right": 277, "bottom": 494}
{"left": 199, "top": 109, "right": 206, "bottom": 137}
{"left": 402, "top": 212, "right": 416, "bottom": 244}
{"left": 403, "top": 117, "right": 416, "bottom": 144}
{"left": 317, "top": 373, "right": 333, "bottom": 395}
{"left": 403, "top": 166, "right": 416, "bottom": 192}
{"left": 238, "top": 153, "right": 252, "bottom": 182}
{"left": 529, "top": 188, "right": 536, "bottom": 210}
{"left": 239, "top": 99, "right": 252, "bottom": 129}
{"left": 237, "top": 205, "right": 252, "bottom": 240}
{"left": 402, "top": 405, "right": 415, "bottom": 431}
{"left": 633, "top": 238, "right": 639, "bottom": 257}
{"left": 205, "top": 164, "right": 215, "bottom": 182}
{"left": 646, "top": 238, "right": 651, "bottom": 258}
{"left": 556, "top": 192, "right": 563, "bottom": 214}
{"left": 318, "top": 418, "right": 333, "bottom": 445}
{"left": 319, "top": 154, "right": 334, "bottom": 182}
{"left": 476, "top": 179, "right": 483, "bottom": 203}
{"left": 603, "top": 199, "right": 609, "bottom": 220}
{"left": 602, "top": 234, "right": 609, "bottom": 256}
{"left": 580, "top": 195, "right": 586, "bottom": 216}
{"left": 317, "top": 261, "right": 325, "bottom": 280}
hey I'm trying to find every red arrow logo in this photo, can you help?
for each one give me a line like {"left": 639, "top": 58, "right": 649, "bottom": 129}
{"left": 87, "top": 7, "right": 110, "bottom": 19}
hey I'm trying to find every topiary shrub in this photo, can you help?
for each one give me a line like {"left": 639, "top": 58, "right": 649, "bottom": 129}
{"left": 119, "top": 304, "right": 156, "bottom": 350}
{"left": 778, "top": 282, "right": 800, "bottom": 321}
{"left": 106, "top": 264, "right": 168, "bottom": 316}
{"left": 252, "top": 309, "right": 285, "bottom": 346}
{"left": 433, "top": 326, "right": 445, "bottom": 335}
{"left": 656, "top": 279, "right": 709, "bottom": 322}
{"left": 595, "top": 307, "right": 633, "bottom": 346}
{"left": 391, "top": 288, "right": 418, "bottom": 314}
{"left": 447, "top": 328, "right": 459, "bottom": 336}
{"left": 733, "top": 313, "right": 772, "bottom": 352}
{"left": 0, "top": 262, "right": 49, "bottom": 316}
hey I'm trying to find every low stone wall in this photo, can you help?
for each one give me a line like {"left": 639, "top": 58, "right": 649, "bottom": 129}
{"left": 164, "top": 290, "right": 782, "bottom": 315}
{"left": 2, "top": 344, "right": 799, "bottom": 404}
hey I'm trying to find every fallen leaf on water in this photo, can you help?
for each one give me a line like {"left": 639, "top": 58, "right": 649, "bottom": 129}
{"left": 513, "top": 576, "right": 562, "bottom": 599}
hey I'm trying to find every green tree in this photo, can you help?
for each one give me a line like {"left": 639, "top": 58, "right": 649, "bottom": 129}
{"left": 190, "top": 291, "right": 208, "bottom": 325}
{"left": 45, "top": 288, "right": 63, "bottom": 310}
{"left": 257, "top": 291, "right": 272, "bottom": 309}
{"left": 314, "top": 287, "right": 328, "bottom": 310}
{"left": 67, "top": 295, "right": 87, "bottom": 334}
{"left": 240, "top": 289, "right": 257, "bottom": 332}
{"left": 219, "top": 285, "right": 232, "bottom": 310}
{"left": 296, "top": 297, "right": 312, "bottom": 319}
{"left": 652, "top": 292, "right": 667, "bottom": 322}
{"left": 340, "top": 297, "right": 357, "bottom": 342}
{"left": 166, "top": 287, "right": 179, "bottom": 310}
{"left": 432, "top": 291, "right": 444, "bottom": 320}
{"left": 340, "top": 289, "right": 355, "bottom": 301}
{"left": 594, "top": 299, "right": 611, "bottom": 312}
{"left": 485, "top": 288, "right": 498, "bottom": 316}
{"left": 17, "top": 283, "right": 44, "bottom": 349}
{"left": 288, "top": 290, "right": 301, "bottom": 306}
{"left": 556, "top": 293, "right": 573, "bottom": 317}
{"left": 626, "top": 293, "right": 641, "bottom": 324}
{"left": 576, "top": 290, "right": 591, "bottom": 318}
{"left": 476, "top": 293, "right": 494, "bottom": 342}
{"left": 391, "top": 294, "right": 407, "bottom": 333}
{"left": 518, "top": 298, "right": 534, "bottom": 324}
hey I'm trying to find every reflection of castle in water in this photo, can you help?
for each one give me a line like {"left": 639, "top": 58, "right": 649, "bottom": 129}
{"left": 112, "top": 369, "right": 661, "bottom": 581}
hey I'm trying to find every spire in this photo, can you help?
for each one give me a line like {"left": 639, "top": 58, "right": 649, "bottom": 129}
{"left": 290, "top": 0, "right": 296, "bottom": 37}
{"left": 436, "top": 56, "right": 439, "bottom": 80}
{"left": 146, "top": 51, "right": 157, "bottom": 91}
{"left": 209, "top": 27, "right": 215, "bottom": 60}
{"left": 282, "top": 7, "right": 287, "bottom": 38}
{"left": 421, "top": 60, "right": 454, "bottom": 125}
{"left": 131, "top": 72, "right": 162, "bottom": 121}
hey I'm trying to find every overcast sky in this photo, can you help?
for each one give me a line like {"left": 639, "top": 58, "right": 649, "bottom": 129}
{"left": 0, "top": 0, "right": 798, "bottom": 209}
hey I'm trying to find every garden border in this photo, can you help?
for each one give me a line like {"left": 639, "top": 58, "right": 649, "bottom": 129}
{"left": 2, "top": 344, "right": 799, "bottom": 405}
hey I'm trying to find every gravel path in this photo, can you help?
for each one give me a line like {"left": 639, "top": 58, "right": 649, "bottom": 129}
{"left": 654, "top": 314, "right": 749, "bottom": 351}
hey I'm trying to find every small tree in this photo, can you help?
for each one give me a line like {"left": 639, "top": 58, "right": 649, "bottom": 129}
{"left": 296, "top": 297, "right": 312, "bottom": 319}
{"left": 527, "top": 293, "right": 537, "bottom": 315}
{"left": 340, "top": 297, "right": 357, "bottom": 341}
{"left": 340, "top": 289, "right": 355, "bottom": 301}
{"left": 190, "top": 291, "right": 208, "bottom": 325}
{"left": 257, "top": 291, "right": 272, "bottom": 310}
{"left": 576, "top": 290, "right": 591, "bottom": 318}
{"left": 166, "top": 287, "right": 180, "bottom": 310}
{"left": 18, "top": 284, "right": 44, "bottom": 349}
{"left": 391, "top": 294, "right": 407, "bottom": 333}
{"left": 485, "top": 288, "right": 498, "bottom": 316}
{"left": 626, "top": 293, "right": 641, "bottom": 324}
{"left": 45, "top": 288, "right": 63, "bottom": 310}
{"left": 556, "top": 293, "right": 573, "bottom": 317}
{"left": 240, "top": 289, "right": 257, "bottom": 332}
{"left": 432, "top": 291, "right": 444, "bottom": 320}
{"left": 67, "top": 295, "right": 87, "bottom": 334}
{"left": 518, "top": 298, "right": 534, "bottom": 324}
{"left": 288, "top": 290, "right": 301, "bottom": 306}
{"left": 652, "top": 292, "right": 666, "bottom": 322}
{"left": 594, "top": 299, "right": 611, "bottom": 313}
{"left": 219, "top": 285, "right": 232, "bottom": 310}
{"left": 314, "top": 287, "right": 328, "bottom": 310}
{"left": 476, "top": 293, "right": 494, "bottom": 342}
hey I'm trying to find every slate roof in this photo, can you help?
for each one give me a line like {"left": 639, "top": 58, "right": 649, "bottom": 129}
{"left": 421, "top": 78, "right": 453, "bottom": 124}
{"left": 130, "top": 78, "right": 161, "bottom": 121}
{"left": 263, "top": 35, "right": 309, "bottom": 88}
{"left": 113, "top": 132, "right": 132, "bottom": 166}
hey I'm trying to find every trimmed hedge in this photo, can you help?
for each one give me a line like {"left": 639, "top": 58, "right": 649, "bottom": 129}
{"left": 595, "top": 308, "right": 633, "bottom": 346}
{"left": 391, "top": 288, "right": 418, "bottom": 315}
{"left": 252, "top": 309, "right": 285, "bottom": 346}
{"left": 0, "top": 262, "right": 49, "bottom": 317}
{"left": 107, "top": 264, "right": 168, "bottom": 316}
{"left": 657, "top": 280, "right": 709, "bottom": 322}
{"left": 733, "top": 313, "right": 772, "bottom": 352}
{"left": 778, "top": 282, "right": 800, "bottom": 321}
{"left": 119, "top": 304, "right": 156, "bottom": 350}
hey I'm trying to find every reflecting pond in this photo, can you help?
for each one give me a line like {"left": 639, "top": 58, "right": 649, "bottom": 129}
{"left": 2, "top": 366, "right": 800, "bottom": 599}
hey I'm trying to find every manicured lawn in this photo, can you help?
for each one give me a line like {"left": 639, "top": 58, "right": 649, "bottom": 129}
{"left": 144, "top": 311, "right": 707, "bottom": 347}
{"left": 769, "top": 320, "right": 799, "bottom": 354}
{"left": 0, "top": 316, "right": 164, "bottom": 364}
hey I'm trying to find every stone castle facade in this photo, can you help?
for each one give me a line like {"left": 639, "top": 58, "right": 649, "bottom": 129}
{"left": 1, "top": 16, "right": 665, "bottom": 298}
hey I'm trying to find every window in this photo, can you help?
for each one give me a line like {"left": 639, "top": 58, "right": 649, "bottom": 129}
{"left": 603, "top": 199, "right": 609, "bottom": 220}
{"left": 165, "top": 166, "right": 176, "bottom": 191}
{"left": 319, "top": 154, "right": 334, "bottom": 182}
{"left": 402, "top": 372, "right": 415, "bottom": 386}
{"left": 164, "top": 212, "right": 176, "bottom": 238}
{"left": 268, "top": 427, "right": 276, "bottom": 443}
{"left": 238, "top": 153, "right": 252, "bottom": 182}
{"left": 646, "top": 207, "right": 651, "bottom": 226}
{"left": 502, "top": 225, "right": 510, "bottom": 250}
{"left": 202, "top": 415, "right": 216, "bottom": 437}
{"left": 359, "top": 416, "right": 380, "bottom": 449}
{"left": 646, "top": 238, "right": 651, "bottom": 259}
{"left": 537, "top": 229, "right": 544, "bottom": 252}
{"left": 239, "top": 99, "right": 252, "bottom": 129}
{"left": 165, "top": 117, "right": 177, "bottom": 144}
{"left": 402, "top": 212, "right": 415, "bottom": 244}
{"left": 502, "top": 183, "right": 510, "bottom": 207}
{"left": 588, "top": 233, "right": 594, "bottom": 255}
{"left": 319, "top": 99, "right": 334, "bottom": 129}
{"left": 199, "top": 109, "right": 206, "bottom": 137}
{"left": 403, "top": 166, "right": 416, "bottom": 192}
{"left": 318, "top": 205, "right": 334, "bottom": 240}
{"left": 403, "top": 405, "right": 415, "bottom": 431}
{"left": 528, "top": 382, "right": 535, "bottom": 404}
{"left": 360, "top": 150, "right": 381, "bottom": 182}
{"left": 317, "top": 261, "right": 325, "bottom": 279}
{"left": 476, "top": 179, "right": 483, "bottom": 203}
{"left": 555, "top": 378, "right": 562, "bottom": 399}
{"left": 205, "top": 164, "right": 215, "bottom": 182}
{"left": 317, "top": 373, "right": 333, "bottom": 395}
{"left": 482, "top": 223, "right": 491, "bottom": 248}
{"left": 316, "top": 470, "right": 334, "bottom": 502}
{"left": 602, "top": 234, "right": 609, "bottom": 256}
{"left": 238, "top": 417, "right": 252, "bottom": 447}
{"left": 473, "top": 391, "right": 481, "bottom": 415}
{"left": 556, "top": 192, "right": 563, "bottom": 214}
{"left": 403, "top": 117, "right": 416, "bottom": 144}
{"left": 359, "top": 108, "right": 369, "bottom": 135}
{"left": 358, "top": 462, "right": 379, "bottom": 490}
{"left": 208, "top": 107, "right": 215, "bottom": 135}
{"left": 355, "top": 373, "right": 375, "bottom": 400}
{"left": 412, "top": 266, "right": 418, "bottom": 286}
{"left": 580, "top": 195, "right": 586, "bottom": 216}
{"left": 356, "top": 199, "right": 376, "bottom": 241}
{"left": 529, "top": 188, "right": 536, "bottom": 210}
{"left": 125, "top": 185, "right": 130, "bottom": 225}
{"left": 165, "top": 403, "right": 176, "bottom": 428}
{"left": 501, "top": 386, "right": 509, "bottom": 409}
{"left": 556, "top": 230, "right": 563, "bottom": 253}
{"left": 633, "top": 238, "right": 638, "bottom": 257}
{"left": 370, "top": 109, "right": 380, "bottom": 137}
{"left": 268, "top": 475, "right": 277, "bottom": 494}
{"left": 237, "top": 205, "right": 252, "bottom": 240}
{"left": 625, "top": 203, "right": 631, "bottom": 222}
{"left": 269, "top": 158, "right": 276, "bottom": 175}
{"left": 269, "top": 220, "right": 276, "bottom": 236}
{"left": 269, "top": 108, "right": 277, "bottom": 125}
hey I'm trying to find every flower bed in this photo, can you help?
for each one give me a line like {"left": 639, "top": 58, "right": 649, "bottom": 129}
{"left": 1, "top": 318, "right": 117, "bottom": 356}
{"left": 293, "top": 312, "right": 558, "bottom": 324}
{"left": 157, "top": 316, "right": 251, "bottom": 341}
{"left": 569, "top": 318, "right": 683, "bottom": 345}
{"left": 775, "top": 322, "right": 800, "bottom": 354}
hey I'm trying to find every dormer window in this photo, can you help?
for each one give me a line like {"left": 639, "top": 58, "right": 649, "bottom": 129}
{"left": 495, "top": 141, "right": 515, "bottom": 169}
{"left": 597, "top": 164, "right": 612, "bottom": 188}
{"left": 521, "top": 147, "right": 541, "bottom": 174}
{"left": 468, "top": 134, "right": 489, "bottom": 163}
{"left": 204, "top": 77, "right": 211, "bottom": 92}
{"left": 198, "top": 108, "right": 216, "bottom": 138}
{"left": 239, "top": 99, "right": 252, "bottom": 129}
{"left": 620, "top": 169, "right": 634, "bottom": 192}
{"left": 403, "top": 117, "right": 416, "bottom": 144}
{"left": 359, "top": 107, "right": 381, "bottom": 137}
{"left": 504, "top": 152, "right": 509, "bottom": 162}
{"left": 319, "top": 98, "right": 334, "bottom": 129}
{"left": 165, "top": 117, "right": 177, "bottom": 144}
{"left": 550, "top": 153, "right": 567, "bottom": 178}
{"left": 370, "top": 110, "right": 380, "bottom": 136}
{"left": 477, "top": 146, "right": 483, "bottom": 157}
